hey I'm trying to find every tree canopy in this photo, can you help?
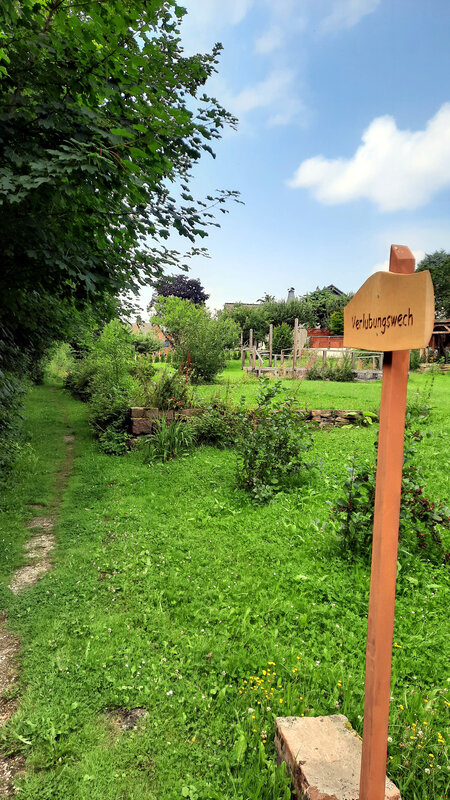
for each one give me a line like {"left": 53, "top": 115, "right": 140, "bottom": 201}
{"left": 151, "top": 274, "right": 209, "bottom": 306}
{"left": 1, "top": 0, "right": 237, "bottom": 317}
{"left": 0, "top": 0, "right": 237, "bottom": 473}
{"left": 222, "top": 288, "right": 351, "bottom": 342}
{"left": 154, "top": 296, "right": 239, "bottom": 382}
{"left": 416, "top": 250, "right": 450, "bottom": 318}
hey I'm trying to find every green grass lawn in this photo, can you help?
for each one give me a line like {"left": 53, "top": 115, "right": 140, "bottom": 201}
{"left": 192, "top": 361, "right": 450, "bottom": 415}
{"left": 0, "top": 375, "right": 448, "bottom": 799}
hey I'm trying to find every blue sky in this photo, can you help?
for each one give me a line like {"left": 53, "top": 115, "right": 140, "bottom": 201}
{"left": 139, "top": 0, "right": 450, "bottom": 314}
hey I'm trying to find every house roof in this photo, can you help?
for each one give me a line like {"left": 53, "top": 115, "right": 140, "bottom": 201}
{"left": 325, "top": 284, "right": 344, "bottom": 296}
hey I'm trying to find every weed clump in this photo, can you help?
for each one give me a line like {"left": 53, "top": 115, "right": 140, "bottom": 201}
{"left": 333, "top": 400, "right": 449, "bottom": 565}
{"left": 306, "top": 354, "right": 354, "bottom": 382}
{"left": 235, "top": 378, "right": 314, "bottom": 503}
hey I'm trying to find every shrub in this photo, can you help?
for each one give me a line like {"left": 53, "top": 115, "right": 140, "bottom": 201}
{"left": 97, "top": 428, "right": 129, "bottom": 456}
{"left": 151, "top": 370, "right": 190, "bottom": 411}
{"left": 88, "top": 382, "right": 132, "bottom": 445}
{"left": 142, "top": 416, "right": 194, "bottom": 463}
{"left": 333, "top": 429, "right": 449, "bottom": 565}
{"left": 409, "top": 349, "right": 421, "bottom": 371}
{"left": 0, "top": 368, "right": 26, "bottom": 482}
{"left": 44, "top": 342, "right": 75, "bottom": 384}
{"left": 132, "top": 331, "right": 161, "bottom": 355}
{"left": 272, "top": 323, "right": 293, "bottom": 353}
{"left": 130, "top": 357, "right": 156, "bottom": 406}
{"left": 306, "top": 354, "right": 354, "bottom": 382}
{"left": 330, "top": 311, "right": 344, "bottom": 336}
{"left": 235, "top": 378, "right": 313, "bottom": 503}
{"left": 191, "top": 402, "right": 247, "bottom": 448}
{"left": 64, "top": 358, "right": 97, "bottom": 401}
{"left": 154, "top": 296, "right": 240, "bottom": 383}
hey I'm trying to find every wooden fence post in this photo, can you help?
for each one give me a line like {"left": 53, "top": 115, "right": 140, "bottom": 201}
{"left": 269, "top": 323, "right": 273, "bottom": 367}
{"left": 293, "top": 319, "right": 298, "bottom": 375}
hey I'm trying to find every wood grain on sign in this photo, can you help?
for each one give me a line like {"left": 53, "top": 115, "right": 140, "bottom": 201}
{"left": 344, "top": 270, "right": 434, "bottom": 351}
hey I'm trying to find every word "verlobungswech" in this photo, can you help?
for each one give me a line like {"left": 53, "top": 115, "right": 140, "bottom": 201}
{"left": 351, "top": 308, "right": 414, "bottom": 335}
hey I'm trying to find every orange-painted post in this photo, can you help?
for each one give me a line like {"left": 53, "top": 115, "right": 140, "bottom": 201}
{"left": 359, "top": 245, "right": 415, "bottom": 800}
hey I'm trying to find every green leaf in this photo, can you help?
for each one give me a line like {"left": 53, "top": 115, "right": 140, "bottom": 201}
{"left": 110, "top": 128, "right": 135, "bottom": 138}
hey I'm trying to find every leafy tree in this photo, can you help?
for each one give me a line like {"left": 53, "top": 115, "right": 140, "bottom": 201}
{"left": 416, "top": 251, "right": 450, "bottom": 318}
{"left": 330, "top": 310, "right": 344, "bottom": 336}
{"left": 132, "top": 331, "right": 161, "bottom": 355}
{"left": 0, "top": 0, "right": 238, "bottom": 471}
{"left": 0, "top": 1, "right": 237, "bottom": 314}
{"left": 151, "top": 275, "right": 209, "bottom": 306}
{"left": 154, "top": 296, "right": 239, "bottom": 382}
{"left": 221, "top": 304, "right": 269, "bottom": 344}
{"left": 304, "top": 288, "right": 349, "bottom": 329}
{"left": 272, "top": 323, "right": 293, "bottom": 352}
{"left": 222, "top": 288, "right": 351, "bottom": 340}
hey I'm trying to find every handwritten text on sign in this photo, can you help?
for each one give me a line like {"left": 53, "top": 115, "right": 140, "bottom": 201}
{"left": 343, "top": 270, "right": 434, "bottom": 351}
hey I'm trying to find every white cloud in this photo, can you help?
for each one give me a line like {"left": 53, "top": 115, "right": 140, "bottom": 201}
{"left": 321, "top": 0, "right": 381, "bottom": 33}
{"left": 219, "top": 68, "right": 307, "bottom": 127}
{"left": 254, "top": 26, "right": 284, "bottom": 54}
{"left": 288, "top": 104, "right": 450, "bottom": 211}
{"left": 227, "top": 69, "right": 293, "bottom": 114}
{"left": 179, "top": 0, "right": 254, "bottom": 53}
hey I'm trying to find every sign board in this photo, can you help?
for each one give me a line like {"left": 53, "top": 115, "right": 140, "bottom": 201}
{"left": 344, "top": 270, "right": 434, "bottom": 351}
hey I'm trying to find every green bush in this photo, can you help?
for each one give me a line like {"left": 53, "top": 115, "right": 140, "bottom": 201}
{"left": 64, "top": 358, "right": 97, "bottom": 401}
{"left": 330, "top": 311, "right": 344, "bottom": 336}
{"left": 333, "top": 430, "right": 449, "bottom": 565}
{"left": 151, "top": 370, "right": 190, "bottom": 411}
{"left": 64, "top": 320, "right": 139, "bottom": 452}
{"left": 132, "top": 331, "right": 161, "bottom": 355}
{"left": 154, "top": 296, "right": 240, "bottom": 383}
{"left": 306, "top": 354, "right": 354, "bottom": 382}
{"left": 191, "top": 402, "right": 247, "bottom": 448}
{"left": 272, "top": 323, "right": 293, "bottom": 353}
{"left": 0, "top": 368, "right": 26, "bottom": 482}
{"left": 409, "top": 349, "right": 421, "bottom": 370}
{"left": 88, "top": 382, "right": 132, "bottom": 443}
{"left": 44, "top": 342, "right": 75, "bottom": 384}
{"left": 130, "top": 357, "right": 156, "bottom": 406}
{"left": 235, "top": 378, "right": 314, "bottom": 503}
{"left": 142, "top": 416, "right": 194, "bottom": 463}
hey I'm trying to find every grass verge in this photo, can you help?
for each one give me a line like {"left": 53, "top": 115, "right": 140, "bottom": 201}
{"left": 0, "top": 379, "right": 448, "bottom": 799}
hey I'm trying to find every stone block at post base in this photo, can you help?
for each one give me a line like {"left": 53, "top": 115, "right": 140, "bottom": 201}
{"left": 275, "top": 715, "right": 401, "bottom": 800}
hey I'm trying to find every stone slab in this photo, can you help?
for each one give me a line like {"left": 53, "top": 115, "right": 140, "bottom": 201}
{"left": 275, "top": 715, "right": 400, "bottom": 800}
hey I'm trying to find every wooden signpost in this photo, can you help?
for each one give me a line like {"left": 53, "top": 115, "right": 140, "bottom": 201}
{"left": 344, "top": 246, "right": 434, "bottom": 800}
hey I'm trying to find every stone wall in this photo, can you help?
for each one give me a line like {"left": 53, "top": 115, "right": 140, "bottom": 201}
{"left": 129, "top": 407, "right": 376, "bottom": 435}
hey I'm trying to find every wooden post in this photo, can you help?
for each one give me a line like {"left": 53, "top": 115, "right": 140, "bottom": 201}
{"left": 269, "top": 324, "right": 273, "bottom": 367}
{"left": 252, "top": 347, "right": 256, "bottom": 369}
{"left": 359, "top": 245, "right": 415, "bottom": 800}
{"left": 322, "top": 349, "right": 327, "bottom": 367}
{"left": 293, "top": 318, "right": 298, "bottom": 375}
{"left": 281, "top": 350, "right": 285, "bottom": 366}
{"left": 352, "top": 351, "right": 356, "bottom": 370}
{"left": 249, "top": 328, "right": 253, "bottom": 350}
